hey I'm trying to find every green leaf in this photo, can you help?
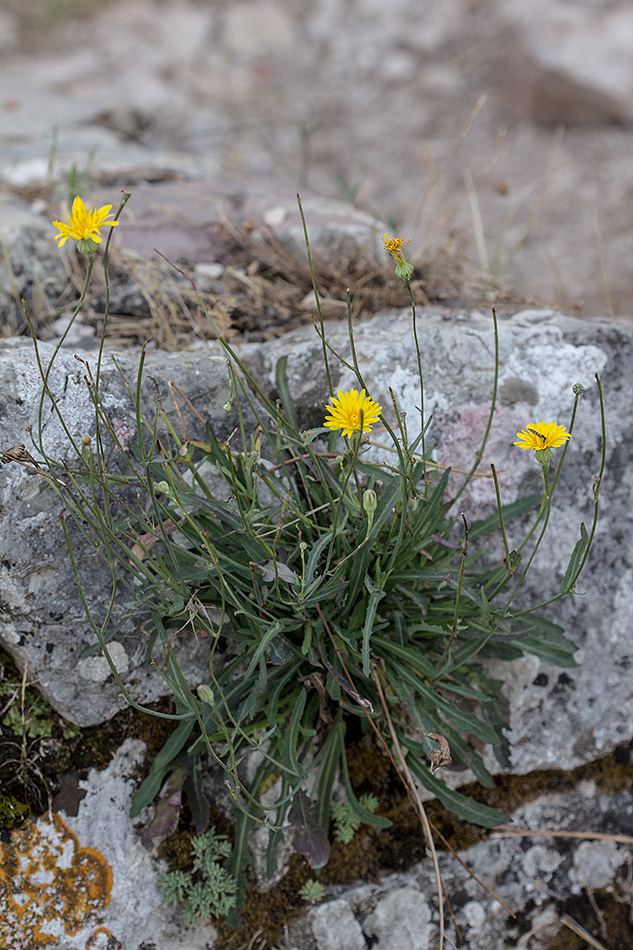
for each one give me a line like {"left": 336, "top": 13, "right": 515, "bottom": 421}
{"left": 509, "top": 635, "right": 578, "bottom": 667}
{"left": 410, "top": 469, "right": 451, "bottom": 546}
{"left": 245, "top": 621, "right": 285, "bottom": 676}
{"left": 386, "top": 659, "right": 501, "bottom": 746}
{"left": 433, "top": 630, "right": 495, "bottom": 679}
{"left": 312, "top": 720, "right": 344, "bottom": 831}
{"left": 281, "top": 688, "right": 308, "bottom": 780}
{"left": 361, "top": 582, "right": 386, "bottom": 676}
{"left": 373, "top": 637, "right": 438, "bottom": 681}
{"left": 559, "top": 522, "right": 589, "bottom": 593}
{"left": 274, "top": 356, "right": 299, "bottom": 430}
{"left": 469, "top": 493, "right": 542, "bottom": 541}
{"left": 304, "top": 531, "right": 334, "bottom": 586}
{"left": 130, "top": 717, "right": 196, "bottom": 818}
{"left": 404, "top": 740, "right": 507, "bottom": 827}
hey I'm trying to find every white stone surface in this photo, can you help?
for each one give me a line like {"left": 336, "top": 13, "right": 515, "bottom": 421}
{"left": 309, "top": 898, "right": 367, "bottom": 950}
{"left": 363, "top": 887, "right": 434, "bottom": 950}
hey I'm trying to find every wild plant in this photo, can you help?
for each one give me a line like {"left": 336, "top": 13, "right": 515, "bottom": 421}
{"left": 13, "top": 191, "right": 604, "bottom": 942}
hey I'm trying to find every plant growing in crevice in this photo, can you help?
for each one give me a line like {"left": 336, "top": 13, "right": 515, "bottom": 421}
{"left": 15, "top": 190, "right": 606, "bottom": 944}
{"left": 332, "top": 792, "right": 379, "bottom": 844}
{"left": 298, "top": 879, "right": 325, "bottom": 905}
{"left": 158, "top": 827, "right": 237, "bottom": 923}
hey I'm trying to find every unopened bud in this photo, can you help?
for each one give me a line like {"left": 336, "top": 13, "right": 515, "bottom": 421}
{"left": 363, "top": 488, "right": 378, "bottom": 527}
{"left": 197, "top": 684, "right": 215, "bottom": 706}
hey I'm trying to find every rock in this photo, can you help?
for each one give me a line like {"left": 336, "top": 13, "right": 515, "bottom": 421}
{"left": 363, "top": 886, "right": 434, "bottom": 950}
{"left": 0, "top": 739, "right": 217, "bottom": 950}
{"left": 1, "top": 307, "right": 631, "bottom": 769}
{"left": 0, "top": 339, "right": 233, "bottom": 725}
{"left": 309, "top": 898, "right": 367, "bottom": 950}
{"left": 0, "top": 194, "right": 65, "bottom": 337}
{"left": 499, "top": 0, "right": 633, "bottom": 123}
{"left": 292, "top": 782, "right": 633, "bottom": 950}
{"left": 258, "top": 307, "right": 628, "bottom": 774}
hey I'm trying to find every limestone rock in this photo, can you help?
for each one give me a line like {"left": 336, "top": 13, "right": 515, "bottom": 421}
{"left": 499, "top": 0, "right": 633, "bottom": 123}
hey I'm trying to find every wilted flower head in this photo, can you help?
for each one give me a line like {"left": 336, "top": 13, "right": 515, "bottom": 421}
{"left": 383, "top": 233, "right": 414, "bottom": 281}
{"left": 53, "top": 196, "right": 118, "bottom": 253}
{"left": 324, "top": 388, "right": 382, "bottom": 439}
{"left": 513, "top": 422, "right": 571, "bottom": 451}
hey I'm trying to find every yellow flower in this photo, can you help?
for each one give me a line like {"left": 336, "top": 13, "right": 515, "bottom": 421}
{"left": 513, "top": 421, "right": 571, "bottom": 451}
{"left": 52, "top": 196, "right": 118, "bottom": 247}
{"left": 383, "top": 233, "right": 411, "bottom": 260}
{"left": 324, "top": 389, "right": 382, "bottom": 439}
{"left": 382, "top": 233, "right": 414, "bottom": 280}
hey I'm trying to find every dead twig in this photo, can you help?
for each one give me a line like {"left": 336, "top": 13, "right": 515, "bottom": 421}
{"left": 492, "top": 825, "right": 633, "bottom": 847}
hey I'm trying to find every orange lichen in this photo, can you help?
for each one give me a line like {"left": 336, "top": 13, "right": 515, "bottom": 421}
{"left": 0, "top": 813, "right": 114, "bottom": 950}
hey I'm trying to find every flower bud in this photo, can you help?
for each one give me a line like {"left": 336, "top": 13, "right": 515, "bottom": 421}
{"left": 363, "top": 488, "right": 378, "bottom": 527}
{"left": 197, "top": 684, "right": 215, "bottom": 706}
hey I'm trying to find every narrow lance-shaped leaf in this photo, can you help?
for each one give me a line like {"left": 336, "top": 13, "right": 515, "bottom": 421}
{"left": 559, "top": 522, "right": 589, "bottom": 593}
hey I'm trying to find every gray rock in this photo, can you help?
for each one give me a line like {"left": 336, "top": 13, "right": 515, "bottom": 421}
{"left": 1, "top": 306, "right": 631, "bottom": 775}
{"left": 309, "top": 898, "right": 367, "bottom": 950}
{"left": 0, "top": 194, "right": 65, "bottom": 337}
{"left": 363, "top": 887, "right": 434, "bottom": 950}
{"left": 0, "top": 739, "right": 217, "bottom": 950}
{"left": 0, "top": 339, "right": 233, "bottom": 725}
{"left": 301, "top": 782, "right": 633, "bottom": 950}
{"left": 259, "top": 307, "right": 629, "bottom": 774}
{"left": 500, "top": 0, "right": 633, "bottom": 123}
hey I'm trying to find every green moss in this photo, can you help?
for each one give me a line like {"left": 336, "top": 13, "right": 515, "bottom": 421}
{"left": 0, "top": 794, "right": 30, "bottom": 831}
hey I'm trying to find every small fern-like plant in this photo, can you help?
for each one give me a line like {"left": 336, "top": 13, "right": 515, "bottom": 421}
{"left": 332, "top": 793, "right": 379, "bottom": 844}
{"left": 158, "top": 828, "right": 237, "bottom": 923}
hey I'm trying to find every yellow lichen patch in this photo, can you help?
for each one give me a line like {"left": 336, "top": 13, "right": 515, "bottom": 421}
{"left": 0, "top": 813, "right": 114, "bottom": 950}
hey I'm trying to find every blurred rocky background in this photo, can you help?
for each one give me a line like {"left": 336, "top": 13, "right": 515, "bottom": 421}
{"left": 1, "top": 0, "right": 633, "bottom": 317}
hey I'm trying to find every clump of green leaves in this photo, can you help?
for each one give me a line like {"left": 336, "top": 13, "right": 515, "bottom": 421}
{"left": 299, "top": 879, "right": 326, "bottom": 904}
{"left": 0, "top": 675, "right": 80, "bottom": 741}
{"left": 332, "top": 793, "right": 379, "bottom": 844}
{"left": 158, "top": 828, "right": 237, "bottom": 923}
{"left": 31, "top": 196, "right": 605, "bottom": 927}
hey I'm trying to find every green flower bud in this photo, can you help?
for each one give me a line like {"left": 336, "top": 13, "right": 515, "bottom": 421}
{"left": 197, "top": 684, "right": 215, "bottom": 705}
{"left": 363, "top": 488, "right": 378, "bottom": 527}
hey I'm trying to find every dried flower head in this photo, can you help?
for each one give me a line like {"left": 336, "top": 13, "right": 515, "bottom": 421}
{"left": 382, "top": 233, "right": 414, "bottom": 281}
{"left": 513, "top": 422, "right": 571, "bottom": 451}
{"left": 53, "top": 196, "right": 118, "bottom": 251}
{"left": 324, "top": 388, "right": 382, "bottom": 439}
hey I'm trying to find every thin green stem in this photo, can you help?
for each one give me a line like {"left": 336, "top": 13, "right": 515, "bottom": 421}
{"left": 297, "top": 192, "right": 333, "bottom": 396}
{"left": 490, "top": 463, "right": 511, "bottom": 570}
{"left": 451, "top": 307, "right": 500, "bottom": 504}
{"left": 325, "top": 431, "right": 362, "bottom": 571}
{"left": 405, "top": 277, "right": 426, "bottom": 480}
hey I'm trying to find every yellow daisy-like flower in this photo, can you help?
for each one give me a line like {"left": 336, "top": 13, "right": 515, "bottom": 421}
{"left": 52, "top": 196, "right": 118, "bottom": 247}
{"left": 324, "top": 388, "right": 382, "bottom": 439}
{"left": 513, "top": 421, "right": 571, "bottom": 451}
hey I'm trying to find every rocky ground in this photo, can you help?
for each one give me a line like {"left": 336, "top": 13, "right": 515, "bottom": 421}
{"left": 2, "top": 0, "right": 633, "bottom": 318}
{"left": 1, "top": 2, "right": 633, "bottom": 949}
